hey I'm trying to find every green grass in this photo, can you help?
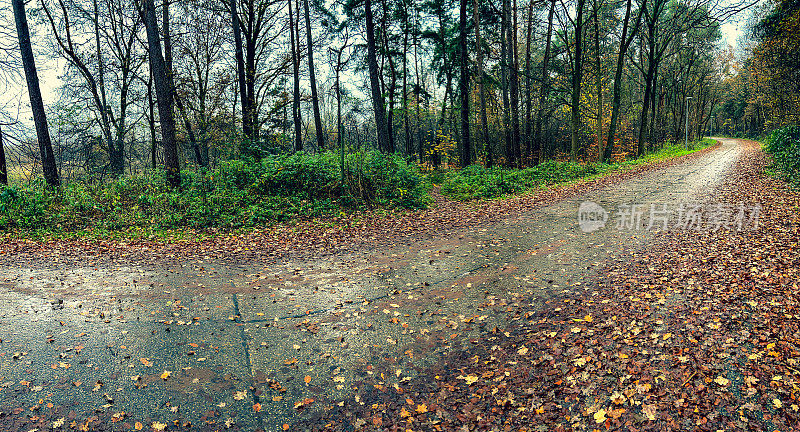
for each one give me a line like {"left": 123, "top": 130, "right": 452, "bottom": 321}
{"left": 438, "top": 138, "right": 716, "bottom": 201}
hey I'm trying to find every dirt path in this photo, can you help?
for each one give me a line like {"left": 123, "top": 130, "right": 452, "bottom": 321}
{"left": 0, "top": 138, "right": 753, "bottom": 431}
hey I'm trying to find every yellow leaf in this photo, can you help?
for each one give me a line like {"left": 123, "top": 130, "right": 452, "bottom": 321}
{"left": 416, "top": 403, "right": 428, "bottom": 414}
{"left": 714, "top": 376, "right": 730, "bottom": 386}
{"left": 459, "top": 375, "right": 478, "bottom": 385}
{"left": 400, "top": 407, "right": 412, "bottom": 418}
{"left": 304, "top": 375, "right": 312, "bottom": 384}
{"left": 140, "top": 358, "right": 153, "bottom": 367}
{"left": 773, "top": 398, "right": 783, "bottom": 408}
{"left": 134, "top": 422, "right": 143, "bottom": 431}
{"left": 253, "top": 402, "right": 262, "bottom": 412}
{"left": 594, "top": 408, "right": 607, "bottom": 423}
{"left": 584, "top": 315, "right": 593, "bottom": 322}
{"left": 517, "top": 346, "right": 529, "bottom": 355}
{"left": 160, "top": 371, "right": 171, "bottom": 380}
{"left": 152, "top": 422, "right": 167, "bottom": 431}
{"left": 642, "top": 403, "right": 657, "bottom": 420}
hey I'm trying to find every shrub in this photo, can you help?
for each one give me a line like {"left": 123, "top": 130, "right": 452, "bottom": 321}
{"left": 0, "top": 150, "right": 430, "bottom": 234}
{"left": 439, "top": 161, "right": 615, "bottom": 201}
{"left": 764, "top": 126, "right": 800, "bottom": 186}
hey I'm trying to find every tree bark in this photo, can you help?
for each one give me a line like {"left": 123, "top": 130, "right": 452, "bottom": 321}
{"left": 508, "top": 0, "right": 521, "bottom": 166}
{"left": 289, "top": 0, "right": 302, "bottom": 151}
{"left": 523, "top": 0, "right": 534, "bottom": 161}
{"left": 229, "top": 0, "right": 250, "bottom": 142}
{"left": 533, "top": 0, "right": 556, "bottom": 165}
{"left": 500, "top": 0, "right": 512, "bottom": 165}
{"left": 303, "top": 0, "right": 325, "bottom": 150}
{"left": 402, "top": 10, "right": 411, "bottom": 156}
{"left": 474, "top": 0, "right": 491, "bottom": 166}
{"left": 592, "top": 0, "right": 603, "bottom": 160}
{"left": 602, "top": 0, "right": 642, "bottom": 162}
{"left": 459, "top": 0, "right": 471, "bottom": 167}
{"left": 0, "top": 125, "right": 6, "bottom": 185}
{"left": 13, "top": 0, "right": 60, "bottom": 187}
{"left": 570, "top": 0, "right": 586, "bottom": 162}
{"left": 147, "top": 75, "right": 158, "bottom": 169}
{"left": 365, "top": 0, "right": 390, "bottom": 152}
{"left": 142, "top": 0, "right": 180, "bottom": 187}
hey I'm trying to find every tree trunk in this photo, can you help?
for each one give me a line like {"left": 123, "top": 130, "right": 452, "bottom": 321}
{"left": 13, "top": 0, "right": 59, "bottom": 187}
{"left": 592, "top": 0, "right": 603, "bottom": 160}
{"left": 289, "top": 0, "right": 302, "bottom": 151}
{"left": 94, "top": 0, "right": 124, "bottom": 176}
{"left": 459, "top": 0, "right": 471, "bottom": 167}
{"left": 637, "top": 59, "right": 656, "bottom": 156}
{"left": 474, "top": 0, "right": 491, "bottom": 167}
{"left": 147, "top": 74, "right": 158, "bottom": 169}
{"left": 533, "top": 0, "right": 556, "bottom": 165}
{"left": 500, "top": 0, "right": 512, "bottom": 165}
{"left": 402, "top": 12, "right": 411, "bottom": 156}
{"left": 365, "top": 0, "right": 390, "bottom": 152}
{"left": 163, "top": 0, "right": 203, "bottom": 166}
{"left": 142, "top": 0, "right": 180, "bottom": 187}
{"left": 303, "top": 0, "right": 325, "bottom": 150}
{"left": 508, "top": 0, "right": 521, "bottom": 166}
{"left": 0, "top": 125, "right": 6, "bottom": 185}
{"left": 523, "top": 0, "right": 534, "bottom": 161}
{"left": 229, "top": 0, "right": 250, "bottom": 143}
{"left": 602, "top": 0, "right": 640, "bottom": 162}
{"left": 570, "top": 0, "right": 586, "bottom": 162}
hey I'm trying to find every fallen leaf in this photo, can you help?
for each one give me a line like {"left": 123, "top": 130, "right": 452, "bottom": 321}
{"left": 593, "top": 408, "right": 607, "bottom": 423}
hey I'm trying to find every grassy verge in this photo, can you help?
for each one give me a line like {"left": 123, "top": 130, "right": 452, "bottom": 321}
{"left": 437, "top": 138, "right": 716, "bottom": 201}
{"left": 0, "top": 139, "right": 716, "bottom": 240}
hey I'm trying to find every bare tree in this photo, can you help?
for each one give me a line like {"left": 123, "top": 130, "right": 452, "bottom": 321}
{"left": 140, "top": 0, "right": 180, "bottom": 186}
{"left": 13, "top": 0, "right": 59, "bottom": 186}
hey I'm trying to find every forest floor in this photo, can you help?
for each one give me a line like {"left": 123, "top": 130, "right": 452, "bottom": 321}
{"left": 0, "top": 138, "right": 797, "bottom": 431}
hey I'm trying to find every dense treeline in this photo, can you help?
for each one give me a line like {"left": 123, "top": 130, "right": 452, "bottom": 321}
{"left": 1, "top": 0, "right": 749, "bottom": 189}
{"left": 714, "top": 0, "right": 800, "bottom": 138}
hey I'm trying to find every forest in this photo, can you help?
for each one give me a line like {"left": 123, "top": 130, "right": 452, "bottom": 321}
{"left": 0, "top": 0, "right": 788, "bottom": 233}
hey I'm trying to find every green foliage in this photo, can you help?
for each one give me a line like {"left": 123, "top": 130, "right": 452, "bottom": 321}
{"left": 764, "top": 125, "right": 800, "bottom": 186}
{"left": 0, "top": 151, "right": 430, "bottom": 235}
{"left": 439, "top": 139, "right": 716, "bottom": 201}
{"left": 439, "top": 162, "right": 615, "bottom": 201}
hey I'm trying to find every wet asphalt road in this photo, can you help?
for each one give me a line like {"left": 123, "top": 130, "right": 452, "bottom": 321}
{"left": 0, "top": 138, "right": 742, "bottom": 431}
